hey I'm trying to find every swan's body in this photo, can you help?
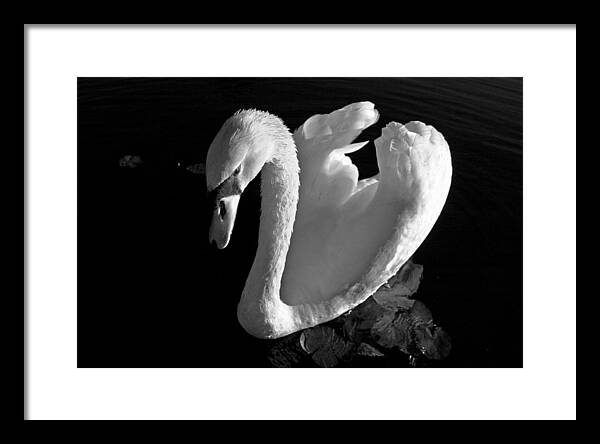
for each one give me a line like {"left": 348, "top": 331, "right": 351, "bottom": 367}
{"left": 206, "top": 102, "right": 452, "bottom": 338}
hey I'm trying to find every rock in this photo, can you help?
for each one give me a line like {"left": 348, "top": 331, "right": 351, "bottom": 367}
{"left": 413, "top": 323, "right": 452, "bottom": 360}
{"left": 372, "top": 260, "right": 423, "bottom": 311}
{"left": 267, "top": 332, "right": 305, "bottom": 367}
{"left": 371, "top": 311, "right": 413, "bottom": 352}
{"left": 299, "top": 326, "right": 353, "bottom": 367}
{"left": 408, "top": 300, "right": 434, "bottom": 326}
{"left": 355, "top": 343, "right": 385, "bottom": 357}
{"left": 353, "top": 298, "right": 391, "bottom": 331}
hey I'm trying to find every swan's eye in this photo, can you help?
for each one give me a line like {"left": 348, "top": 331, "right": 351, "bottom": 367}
{"left": 233, "top": 165, "right": 241, "bottom": 176}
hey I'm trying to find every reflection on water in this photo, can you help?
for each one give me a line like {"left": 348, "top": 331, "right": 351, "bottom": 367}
{"left": 77, "top": 78, "right": 522, "bottom": 368}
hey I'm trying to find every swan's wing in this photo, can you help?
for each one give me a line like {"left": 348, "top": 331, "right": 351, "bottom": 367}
{"left": 292, "top": 102, "right": 380, "bottom": 212}
{"left": 282, "top": 102, "right": 452, "bottom": 319}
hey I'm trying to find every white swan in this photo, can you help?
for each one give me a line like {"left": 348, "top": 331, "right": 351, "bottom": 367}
{"left": 206, "top": 102, "right": 452, "bottom": 339}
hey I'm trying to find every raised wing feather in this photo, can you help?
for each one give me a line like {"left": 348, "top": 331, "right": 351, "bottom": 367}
{"left": 292, "top": 102, "right": 379, "bottom": 215}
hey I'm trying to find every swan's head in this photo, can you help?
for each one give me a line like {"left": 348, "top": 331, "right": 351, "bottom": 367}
{"left": 206, "top": 110, "right": 277, "bottom": 249}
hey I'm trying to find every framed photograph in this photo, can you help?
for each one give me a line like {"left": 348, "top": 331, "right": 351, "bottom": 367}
{"left": 25, "top": 24, "right": 576, "bottom": 420}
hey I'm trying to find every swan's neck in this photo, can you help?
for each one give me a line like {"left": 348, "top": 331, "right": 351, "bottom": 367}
{"left": 238, "top": 130, "right": 300, "bottom": 336}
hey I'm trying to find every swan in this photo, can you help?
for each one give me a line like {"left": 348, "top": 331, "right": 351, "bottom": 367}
{"left": 206, "top": 102, "right": 452, "bottom": 339}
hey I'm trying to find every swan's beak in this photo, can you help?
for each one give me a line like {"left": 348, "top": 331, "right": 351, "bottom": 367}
{"left": 209, "top": 194, "right": 240, "bottom": 249}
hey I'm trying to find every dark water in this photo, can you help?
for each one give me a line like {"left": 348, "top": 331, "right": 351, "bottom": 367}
{"left": 77, "top": 78, "right": 522, "bottom": 368}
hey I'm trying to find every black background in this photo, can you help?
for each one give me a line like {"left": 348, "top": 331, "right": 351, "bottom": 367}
{"left": 77, "top": 78, "right": 522, "bottom": 367}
